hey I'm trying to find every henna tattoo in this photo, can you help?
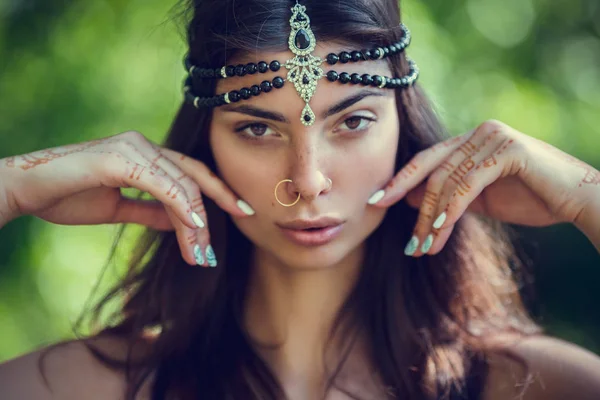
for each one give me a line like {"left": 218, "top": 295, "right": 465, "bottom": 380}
{"left": 449, "top": 157, "right": 476, "bottom": 186}
{"left": 457, "top": 140, "right": 477, "bottom": 157}
{"left": 399, "top": 161, "right": 418, "bottom": 178}
{"left": 3, "top": 138, "right": 112, "bottom": 171}
{"left": 476, "top": 155, "right": 498, "bottom": 170}
{"left": 495, "top": 139, "right": 514, "bottom": 155}
{"left": 128, "top": 164, "right": 147, "bottom": 181}
{"left": 439, "top": 160, "right": 456, "bottom": 173}
{"left": 580, "top": 168, "right": 600, "bottom": 188}
{"left": 186, "top": 233, "right": 197, "bottom": 245}
{"left": 166, "top": 184, "right": 181, "bottom": 200}
{"left": 422, "top": 190, "right": 438, "bottom": 210}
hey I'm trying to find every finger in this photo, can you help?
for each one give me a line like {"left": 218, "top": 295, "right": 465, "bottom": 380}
{"left": 426, "top": 224, "right": 455, "bottom": 255}
{"left": 159, "top": 147, "right": 254, "bottom": 218}
{"left": 435, "top": 143, "right": 518, "bottom": 232}
{"left": 112, "top": 197, "right": 175, "bottom": 231}
{"left": 97, "top": 152, "right": 197, "bottom": 231}
{"left": 116, "top": 134, "right": 213, "bottom": 266}
{"left": 421, "top": 144, "right": 519, "bottom": 257}
{"left": 370, "top": 129, "right": 477, "bottom": 208}
{"left": 408, "top": 130, "right": 508, "bottom": 257}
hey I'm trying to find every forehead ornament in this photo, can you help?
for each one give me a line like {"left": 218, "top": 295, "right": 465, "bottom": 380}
{"left": 182, "top": 1, "right": 419, "bottom": 126}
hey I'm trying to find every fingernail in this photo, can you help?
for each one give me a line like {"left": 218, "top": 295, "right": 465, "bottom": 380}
{"left": 191, "top": 212, "right": 205, "bottom": 228}
{"left": 205, "top": 244, "right": 217, "bottom": 267}
{"left": 194, "top": 244, "right": 205, "bottom": 266}
{"left": 404, "top": 235, "right": 419, "bottom": 256}
{"left": 367, "top": 190, "right": 385, "bottom": 205}
{"left": 432, "top": 212, "right": 447, "bottom": 229}
{"left": 421, "top": 234, "right": 433, "bottom": 253}
{"left": 237, "top": 199, "right": 255, "bottom": 216}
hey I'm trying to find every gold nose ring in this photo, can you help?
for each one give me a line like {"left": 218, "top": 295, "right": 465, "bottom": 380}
{"left": 275, "top": 179, "right": 301, "bottom": 207}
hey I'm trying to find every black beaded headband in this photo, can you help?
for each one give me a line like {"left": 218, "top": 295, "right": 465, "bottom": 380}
{"left": 183, "top": 1, "right": 420, "bottom": 126}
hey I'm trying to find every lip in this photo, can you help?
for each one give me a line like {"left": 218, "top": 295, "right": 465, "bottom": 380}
{"left": 278, "top": 223, "right": 344, "bottom": 246}
{"left": 277, "top": 216, "right": 344, "bottom": 230}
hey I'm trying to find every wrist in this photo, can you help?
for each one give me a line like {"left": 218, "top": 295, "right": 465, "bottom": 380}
{"left": 0, "top": 163, "right": 19, "bottom": 228}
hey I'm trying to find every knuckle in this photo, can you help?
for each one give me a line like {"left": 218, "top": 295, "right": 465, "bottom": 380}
{"left": 477, "top": 119, "right": 507, "bottom": 135}
{"left": 121, "top": 130, "right": 146, "bottom": 142}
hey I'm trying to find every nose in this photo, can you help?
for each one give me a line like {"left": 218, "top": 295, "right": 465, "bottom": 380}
{"left": 283, "top": 139, "right": 331, "bottom": 203}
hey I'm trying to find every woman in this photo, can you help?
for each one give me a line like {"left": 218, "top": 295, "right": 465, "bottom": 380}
{"left": 0, "top": 0, "right": 599, "bottom": 399}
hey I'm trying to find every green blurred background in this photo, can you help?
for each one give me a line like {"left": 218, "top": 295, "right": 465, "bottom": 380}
{"left": 0, "top": 0, "right": 599, "bottom": 362}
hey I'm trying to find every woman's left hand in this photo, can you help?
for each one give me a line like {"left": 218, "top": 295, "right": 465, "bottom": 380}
{"left": 370, "top": 119, "right": 600, "bottom": 257}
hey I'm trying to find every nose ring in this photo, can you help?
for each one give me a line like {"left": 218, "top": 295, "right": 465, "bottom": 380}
{"left": 274, "top": 179, "right": 301, "bottom": 207}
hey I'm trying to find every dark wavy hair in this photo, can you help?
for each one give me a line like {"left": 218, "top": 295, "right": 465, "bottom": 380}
{"left": 40, "top": 0, "right": 542, "bottom": 399}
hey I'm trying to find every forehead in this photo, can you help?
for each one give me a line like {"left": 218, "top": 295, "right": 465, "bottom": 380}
{"left": 213, "top": 41, "right": 395, "bottom": 122}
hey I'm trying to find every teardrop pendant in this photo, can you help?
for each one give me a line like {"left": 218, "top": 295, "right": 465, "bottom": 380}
{"left": 301, "top": 103, "right": 315, "bottom": 126}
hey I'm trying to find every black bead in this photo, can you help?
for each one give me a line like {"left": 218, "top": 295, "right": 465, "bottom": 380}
{"left": 361, "top": 74, "right": 372, "bottom": 85}
{"left": 235, "top": 64, "right": 246, "bottom": 76}
{"left": 389, "top": 44, "right": 397, "bottom": 54}
{"left": 260, "top": 80, "right": 272, "bottom": 92}
{"left": 204, "top": 69, "right": 215, "bottom": 78}
{"left": 272, "top": 76, "right": 284, "bottom": 88}
{"left": 304, "top": 114, "right": 311, "bottom": 122}
{"left": 350, "top": 73, "right": 361, "bottom": 84}
{"left": 326, "top": 70, "right": 338, "bottom": 82}
{"left": 383, "top": 47, "right": 390, "bottom": 55}
{"left": 371, "top": 75, "right": 383, "bottom": 87}
{"left": 250, "top": 85, "right": 261, "bottom": 96}
{"left": 401, "top": 77, "right": 408, "bottom": 86}
{"left": 302, "top": 75, "right": 309, "bottom": 84}
{"left": 269, "top": 60, "right": 281, "bottom": 72}
{"left": 339, "top": 72, "right": 351, "bottom": 83}
{"left": 257, "top": 61, "right": 268, "bottom": 73}
{"left": 228, "top": 91, "right": 240, "bottom": 102}
{"left": 245, "top": 63, "right": 257, "bottom": 74}
{"left": 339, "top": 51, "right": 351, "bottom": 63}
{"left": 364, "top": 49, "right": 372, "bottom": 59}
{"left": 326, "top": 53, "right": 339, "bottom": 65}
{"left": 351, "top": 51, "right": 362, "bottom": 62}
{"left": 225, "top": 65, "right": 236, "bottom": 77}
{"left": 239, "top": 88, "right": 251, "bottom": 99}
{"left": 370, "top": 48, "right": 382, "bottom": 59}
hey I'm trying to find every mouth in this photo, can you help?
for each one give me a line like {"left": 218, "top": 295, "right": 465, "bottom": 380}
{"left": 278, "top": 223, "right": 344, "bottom": 246}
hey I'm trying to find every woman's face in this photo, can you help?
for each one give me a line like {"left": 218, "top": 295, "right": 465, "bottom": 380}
{"left": 210, "top": 42, "right": 399, "bottom": 270}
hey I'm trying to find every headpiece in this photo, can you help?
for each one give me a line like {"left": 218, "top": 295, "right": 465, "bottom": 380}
{"left": 182, "top": 1, "right": 419, "bottom": 126}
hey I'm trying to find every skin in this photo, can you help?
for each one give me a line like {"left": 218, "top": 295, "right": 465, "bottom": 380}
{"left": 1, "top": 40, "right": 600, "bottom": 398}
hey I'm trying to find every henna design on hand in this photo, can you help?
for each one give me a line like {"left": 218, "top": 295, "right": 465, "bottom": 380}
{"left": 3, "top": 138, "right": 112, "bottom": 170}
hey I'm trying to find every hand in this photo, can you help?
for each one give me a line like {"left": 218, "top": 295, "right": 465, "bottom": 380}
{"left": 0, "top": 131, "right": 255, "bottom": 266}
{"left": 369, "top": 120, "right": 600, "bottom": 257}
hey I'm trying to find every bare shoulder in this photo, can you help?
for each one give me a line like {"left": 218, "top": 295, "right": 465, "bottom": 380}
{"left": 482, "top": 333, "right": 600, "bottom": 400}
{"left": 0, "top": 334, "right": 155, "bottom": 400}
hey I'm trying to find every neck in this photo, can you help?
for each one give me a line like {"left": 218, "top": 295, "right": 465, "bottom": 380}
{"left": 243, "top": 244, "right": 366, "bottom": 393}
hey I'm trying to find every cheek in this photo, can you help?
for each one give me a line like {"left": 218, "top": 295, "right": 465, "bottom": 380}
{"left": 345, "top": 123, "right": 399, "bottom": 191}
{"left": 210, "top": 127, "right": 279, "bottom": 204}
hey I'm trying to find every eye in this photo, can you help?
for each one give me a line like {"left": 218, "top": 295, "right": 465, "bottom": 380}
{"left": 234, "top": 122, "right": 276, "bottom": 140}
{"left": 339, "top": 115, "right": 375, "bottom": 132}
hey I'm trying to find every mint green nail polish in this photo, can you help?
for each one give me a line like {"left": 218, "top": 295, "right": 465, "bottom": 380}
{"left": 205, "top": 244, "right": 217, "bottom": 267}
{"left": 194, "top": 244, "right": 205, "bottom": 265}
{"left": 421, "top": 234, "right": 433, "bottom": 253}
{"left": 404, "top": 235, "right": 419, "bottom": 256}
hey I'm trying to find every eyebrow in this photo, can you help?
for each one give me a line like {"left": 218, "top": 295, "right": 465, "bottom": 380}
{"left": 220, "top": 89, "right": 388, "bottom": 123}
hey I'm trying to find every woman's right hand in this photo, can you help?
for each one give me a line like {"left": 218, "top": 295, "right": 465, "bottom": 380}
{"left": 0, "top": 130, "right": 254, "bottom": 266}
